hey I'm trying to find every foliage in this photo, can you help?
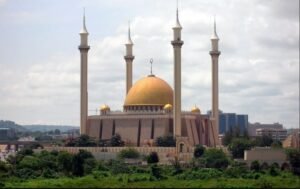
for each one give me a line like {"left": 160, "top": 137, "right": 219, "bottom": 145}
{"left": 110, "top": 160, "right": 131, "bottom": 175}
{"left": 170, "top": 156, "right": 183, "bottom": 175}
{"left": 255, "top": 134, "right": 273, "bottom": 147}
{"left": 228, "top": 138, "right": 253, "bottom": 158}
{"left": 146, "top": 152, "right": 159, "bottom": 164}
{"left": 224, "top": 162, "right": 248, "bottom": 178}
{"left": 260, "top": 162, "right": 269, "bottom": 171}
{"left": 271, "top": 140, "right": 282, "bottom": 148}
{"left": 250, "top": 160, "right": 260, "bottom": 172}
{"left": 72, "top": 150, "right": 95, "bottom": 176}
{"left": 223, "top": 126, "right": 242, "bottom": 146}
{"left": 118, "top": 148, "right": 140, "bottom": 159}
{"left": 83, "top": 158, "right": 97, "bottom": 175}
{"left": 193, "top": 145, "right": 205, "bottom": 158}
{"left": 57, "top": 151, "right": 73, "bottom": 174}
{"left": 203, "top": 148, "right": 229, "bottom": 169}
{"left": 150, "top": 164, "right": 163, "bottom": 180}
{"left": 155, "top": 135, "right": 176, "bottom": 147}
{"left": 110, "top": 134, "right": 125, "bottom": 147}
{"left": 177, "top": 168, "right": 222, "bottom": 180}
{"left": 18, "top": 156, "right": 41, "bottom": 170}
{"left": 65, "top": 135, "right": 97, "bottom": 147}
{"left": 285, "top": 148, "right": 300, "bottom": 175}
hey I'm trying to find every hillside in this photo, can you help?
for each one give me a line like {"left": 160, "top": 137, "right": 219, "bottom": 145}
{"left": 0, "top": 120, "right": 27, "bottom": 132}
{"left": 22, "top": 125, "right": 79, "bottom": 132}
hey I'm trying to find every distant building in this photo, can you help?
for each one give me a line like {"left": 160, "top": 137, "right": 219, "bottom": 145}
{"left": 247, "top": 122, "right": 283, "bottom": 137}
{"left": 256, "top": 128, "right": 287, "bottom": 141}
{"left": 207, "top": 110, "right": 248, "bottom": 134}
{"left": 283, "top": 129, "right": 300, "bottom": 149}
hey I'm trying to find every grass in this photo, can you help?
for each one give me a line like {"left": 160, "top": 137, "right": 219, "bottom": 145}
{"left": 3, "top": 174, "right": 300, "bottom": 188}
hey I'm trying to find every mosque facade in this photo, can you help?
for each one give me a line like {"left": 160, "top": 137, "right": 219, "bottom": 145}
{"left": 78, "top": 8, "right": 220, "bottom": 148}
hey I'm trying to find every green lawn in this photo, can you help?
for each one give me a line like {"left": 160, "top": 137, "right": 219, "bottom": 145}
{"left": 4, "top": 174, "right": 300, "bottom": 188}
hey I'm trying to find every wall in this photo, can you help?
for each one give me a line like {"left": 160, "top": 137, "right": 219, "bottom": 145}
{"left": 244, "top": 147, "right": 287, "bottom": 165}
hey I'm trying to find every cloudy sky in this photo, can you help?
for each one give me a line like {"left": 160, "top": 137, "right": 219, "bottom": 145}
{"left": 0, "top": 0, "right": 299, "bottom": 128}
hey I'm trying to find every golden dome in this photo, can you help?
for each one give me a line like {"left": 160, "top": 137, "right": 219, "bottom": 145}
{"left": 124, "top": 75, "right": 173, "bottom": 106}
{"left": 100, "top": 104, "right": 110, "bottom": 111}
{"left": 163, "top": 104, "right": 173, "bottom": 110}
{"left": 191, "top": 105, "right": 201, "bottom": 113}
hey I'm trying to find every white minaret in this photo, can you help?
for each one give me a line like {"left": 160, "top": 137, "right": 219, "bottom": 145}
{"left": 210, "top": 17, "right": 221, "bottom": 145}
{"left": 171, "top": 6, "right": 183, "bottom": 137}
{"left": 78, "top": 10, "right": 90, "bottom": 135}
{"left": 124, "top": 23, "right": 135, "bottom": 94}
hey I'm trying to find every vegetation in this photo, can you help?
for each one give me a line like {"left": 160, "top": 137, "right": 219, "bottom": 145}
{"left": 146, "top": 152, "right": 159, "bottom": 164}
{"left": 1, "top": 145, "right": 300, "bottom": 188}
{"left": 155, "top": 135, "right": 176, "bottom": 147}
{"left": 118, "top": 148, "right": 140, "bottom": 159}
{"left": 193, "top": 145, "right": 205, "bottom": 158}
{"left": 228, "top": 138, "right": 254, "bottom": 158}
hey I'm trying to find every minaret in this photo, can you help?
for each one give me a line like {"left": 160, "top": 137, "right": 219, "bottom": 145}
{"left": 171, "top": 6, "right": 184, "bottom": 137}
{"left": 78, "top": 10, "right": 90, "bottom": 135}
{"left": 210, "top": 17, "right": 221, "bottom": 145}
{"left": 124, "top": 23, "right": 135, "bottom": 94}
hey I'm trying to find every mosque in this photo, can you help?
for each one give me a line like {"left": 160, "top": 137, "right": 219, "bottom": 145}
{"left": 78, "top": 8, "right": 221, "bottom": 149}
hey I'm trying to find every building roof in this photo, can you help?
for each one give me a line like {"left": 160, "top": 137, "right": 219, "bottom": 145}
{"left": 124, "top": 75, "right": 173, "bottom": 106}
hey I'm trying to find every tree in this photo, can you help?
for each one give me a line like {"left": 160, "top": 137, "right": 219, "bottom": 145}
{"left": 286, "top": 149, "right": 300, "bottom": 175}
{"left": 57, "top": 151, "right": 73, "bottom": 175}
{"left": 194, "top": 145, "right": 205, "bottom": 158}
{"left": 203, "top": 148, "right": 229, "bottom": 169}
{"left": 118, "top": 148, "right": 140, "bottom": 159}
{"left": 76, "top": 135, "right": 97, "bottom": 147}
{"left": 147, "top": 152, "right": 159, "bottom": 164}
{"left": 271, "top": 140, "right": 282, "bottom": 148}
{"left": 110, "top": 134, "right": 124, "bottom": 147}
{"left": 54, "top": 129, "right": 61, "bottom": 135}
{"left": 72, "top": 150, "right": 94, "bottom": 176}
{"left": 155, "top": 135, "right": 176, "bottom": 147}
{"left": 250, "top": 160, "right": 260, "bottom": 172}
{"left": 228, "top": 138, "right": 253, "bottom": 158}
{"left": 255, "top": 134, "right": 273, "bottom": 147}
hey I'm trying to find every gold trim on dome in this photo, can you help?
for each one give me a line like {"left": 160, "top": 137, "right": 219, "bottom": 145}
{"left": 124, "top": 75, "right": 173, "bottom": 106}
{"left": 163, "top": 104, "right": 173, "bottom": 110}
{"left": 100, "top": 104, "right": 110, "bottom": 111}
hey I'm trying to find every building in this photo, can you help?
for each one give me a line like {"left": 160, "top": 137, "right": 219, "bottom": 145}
{"left": 247, "top": 122, "right": 283, "bottom": 137}
{"left": 207, "top": 110, "right": 248, "bottom": 134}
{"left": 78, "top": 7, "right": 221, "bottom": 150}
{"left": 283, "top": 129, "right": 299, "bottom": 149}
{"left": 256, "top": 128, "right": 287, "bottom": 141}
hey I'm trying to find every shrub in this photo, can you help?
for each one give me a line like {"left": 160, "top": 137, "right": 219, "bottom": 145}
{"left": 111, "top": 160, "right": 131, "bottom": 175}
{"left": 285, "top": 148, "right": 300, "bottom": 175}
{"left": 147, "top": 152, "right": 159, "bottom": 164}
{"left": 15, "top": 168, "right": 39, "bottom": 179}
{"left": 228, "top": 138, "right": 253, "bottom": 158}
{"left": 150, "top": 164, "right": 163, "bottom": 180}
{"left": 177, "top": 168, "right": 222, "bottom": 180}
{"left": 194, "top": 145, "right": 205, "bottom": 158}
{"left": 250, "top": 160, "right": 260, "bottom": 172}
{"left": 42, "top": 168, "right": 58, "bottom": 178}
{"left": 83, "top": 158, "right": 97, "bottom": 175}
{"left": 260, "top": 162, "right": 269, "bottom": 171}
{"left": 110, "top": 134, "right": 125, "bottom": 147}
{"left": 203, "top": 148, "right": 229, "bottom": 169}
{"left": 155, "top": 135, "right": 176, "bottom": 147}
{"left": 118, "top": 148, "right": 140, "bottom": 159}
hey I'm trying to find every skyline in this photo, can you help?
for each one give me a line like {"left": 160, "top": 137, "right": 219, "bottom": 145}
{"left": 0, "top": 0, "right": 299, "bottom": 128}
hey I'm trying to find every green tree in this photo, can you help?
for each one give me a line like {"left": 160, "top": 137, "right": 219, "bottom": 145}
{"left": 18, "top": 156, "right": 40, "bottom": 170}
{"left": 83, "top": 158, "right": 97, "bottom": 175}
{"left": 255, "top": 134, "right": 273, "bottom": 147}
{"left": 286, "top": 148, "right": 300, "bottom": 175}
{"left": 271, "top": 140, "right": 282, "bottom": 148}
{"left": 203, "top": 148, "right": 229, "bottom": 169}
{"left": 147, "top": 152, "right": 159, "bottom": 164}
{"left": 110, "top": 134, "right": 124, "bottom": 147}
{"left": 193, "top": 145, "right": 205, "bottom": 158}
{"left": 57, "top": 151, "right": 73, "bottom": 175}
{"left": 228, "top": 138, "right": 253, "bottom": 158}
{"left": 155, "top": 135, "right": 176, "bottom": 147}
{"left": 118, "top": 148, "right": 140, "bottom": 159}
{"left": 72, "top": 150, "right": 94, "bottom": 176}
{"left": 250, "top": 160, "right": 260, "bottom": 172}
{"left": 76, "top": 135, "right": 97, "bottom": 147}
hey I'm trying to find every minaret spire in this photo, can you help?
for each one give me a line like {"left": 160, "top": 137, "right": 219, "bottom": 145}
{"left": 210, "top": 16, "right": 221, "bottom": 146}
{"left": 124, "top": 21, "right": 135, "bottom": 94}
{"left": 80, "top": 8, "right": 88, "bottom": 34}
{"left": 171, "top": 1, "right": 184, "bottom": 138}
{"left": 78, "top": 8, "right": 90, "bottom": 135}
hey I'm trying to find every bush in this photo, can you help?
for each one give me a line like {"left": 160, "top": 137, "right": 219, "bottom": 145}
{"left": 260, "top": 162, "right": 269, "bottom": 171}
{"left": 83, "top": 158, "right": 97, "bottom": 175}
{"left": 194, "top": 145, "right": 205, "bottom": 158}
{"left": 110, "top": 134, "right": 125, "bottom": 147}
{"left": 285, "top": 148, "right": 300, "bottom": 175}
{"left": 228, "top": 138, "right": 253, "bottom": 158}
{"left": 15, "top": 168, "right": 39, "bottom": 179}
{"left": 177, "top": 168, "right": 222, "bottom": 180}
{"left": 147, "top": 152, "right": 159, "bottom": 164}
{"left": 42, "top": 168, "right": 58, "bottom": 178}
{"left": 250, "top": 160, "right": 260, "bottom": 172}
{"left": 111, "top": 160, "right": 131, "bottom": 175}
{"left": 203, "top": 148, "right": 229, "bottom": 169}
{"left": 150, "top": 164, "right": 163, "bottom": 180}
{"left": 155, "top": 135, "right": 176, "bottom": 147}
{"left": 118, "top": 148, "right": 140, "bottom": 159}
